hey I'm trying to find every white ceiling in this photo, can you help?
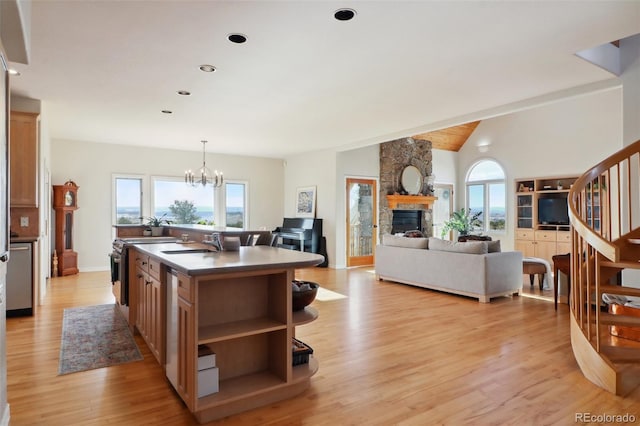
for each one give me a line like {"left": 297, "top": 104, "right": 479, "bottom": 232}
{"left": 8, "top": 1, "right": 640, "bottom": 158}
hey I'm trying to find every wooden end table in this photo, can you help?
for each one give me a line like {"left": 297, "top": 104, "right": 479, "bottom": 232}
{"left": 552, "top": 253, "right": 571, "bottom": 310}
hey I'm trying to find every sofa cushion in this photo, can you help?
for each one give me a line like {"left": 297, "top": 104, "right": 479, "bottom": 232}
{"left": 428, "top": 237, "right": 488, "bottom": 254}
{"left": 382, "top": 234, "right": 429, "bottom": 249}
{"left": 487, "top": 240, "right": 501, "bottom": 253}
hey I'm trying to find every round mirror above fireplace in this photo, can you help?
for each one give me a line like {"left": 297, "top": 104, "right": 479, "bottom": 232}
{"left": 401, "top": 165, "right": 422, "bottom": 195}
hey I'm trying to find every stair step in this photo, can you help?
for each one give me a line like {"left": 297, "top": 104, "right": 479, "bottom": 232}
{"left": 600, "top": 312, "right": 640, "bottom": 327}
{"left": 601, "top": 345, "right": 640, "bottom": 363}
{"left": 601, "top": 260, "right": 640, "bottom": 269}
{"left": 597, "top": 285, "right": 640, "bottom": 298}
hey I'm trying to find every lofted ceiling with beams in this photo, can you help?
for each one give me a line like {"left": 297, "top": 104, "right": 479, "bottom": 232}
{"left": 7, "top": 1, "right": 640, "bottom": 158}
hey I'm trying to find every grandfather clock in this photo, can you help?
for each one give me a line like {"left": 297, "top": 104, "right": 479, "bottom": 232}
{"left": 53, "top": 180, "right": 79, "bottom": 276}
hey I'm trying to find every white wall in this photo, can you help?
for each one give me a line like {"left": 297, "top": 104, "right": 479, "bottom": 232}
{"left": 620, "top": 34, "right": 640, "bottom": 287}
{"left": 432, "top": 148, "right": 458, "bottom": 216}
{"left": 432, "top": 149, "right": 457, "bottom": 187}
{"left": 284, "top": 149, "right": 337, "bottom": 268}
{"left": 457, "top": 87, "right": 623, "bottom": 251}
{"left": 621, "top": 34, "right": 640, "bottom": 147}
{"left": 50, "top": 139, "right": 284, "bottom": 271}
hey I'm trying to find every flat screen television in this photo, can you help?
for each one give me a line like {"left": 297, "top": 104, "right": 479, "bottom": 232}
{"left": 538, "top": 198, "right": 569, "bottom": 225}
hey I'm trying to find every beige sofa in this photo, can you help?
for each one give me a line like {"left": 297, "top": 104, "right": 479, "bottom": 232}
{"left": 375, "top": 236, "right": 522, "bottom": 303}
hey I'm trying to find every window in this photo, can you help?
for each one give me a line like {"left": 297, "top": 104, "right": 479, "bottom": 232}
{"left": 225, "top": 182, "right": 247, "bottom": 229}
{"left": 152, "top": 177, "right": 215, "bottom": 225}
{"left": 466, "top": 160, "right": 506, "bottom": 232}
{"left": 114, "top": 176, "right": 143, "bottom": 224}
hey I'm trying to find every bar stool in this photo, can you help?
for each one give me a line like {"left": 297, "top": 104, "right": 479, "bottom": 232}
{"left": 522, "top": 260, "right": 546, "bottom": 290}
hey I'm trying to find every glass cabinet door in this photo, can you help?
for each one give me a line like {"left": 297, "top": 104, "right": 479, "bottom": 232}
{"left": 517, "top": 194, "right": 533, "bottom": 229}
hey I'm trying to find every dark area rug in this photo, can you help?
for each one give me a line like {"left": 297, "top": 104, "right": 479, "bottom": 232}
{"left": 58, "top": 303, "right": 143, "bottom": 375}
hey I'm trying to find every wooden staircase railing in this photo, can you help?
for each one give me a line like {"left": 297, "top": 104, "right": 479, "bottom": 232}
{"left": 568, "top": 139, "right": 640, "bottom": 395}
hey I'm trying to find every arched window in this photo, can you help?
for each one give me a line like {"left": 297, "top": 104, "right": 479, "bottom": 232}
{"left": 466, "top": 160, "right": 506, "bottom": 233}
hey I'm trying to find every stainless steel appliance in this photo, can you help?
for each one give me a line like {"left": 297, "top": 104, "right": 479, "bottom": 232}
{"left": 6, "top": 243, "right": 32, "bottom": 316}
{"left": 165, "top": 268, "right": 178, "bottom": 389}
{"left": 110, "top": 236, "right": 177, "bottom": 306}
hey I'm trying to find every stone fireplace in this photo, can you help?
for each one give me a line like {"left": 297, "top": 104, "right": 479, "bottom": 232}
{"left": 379, "top": 137, "right": 433, "bottom": 237}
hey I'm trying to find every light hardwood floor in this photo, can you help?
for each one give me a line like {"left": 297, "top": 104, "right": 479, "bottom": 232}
{"left": 6, "top": 267, "right": 640, "bottom": 425}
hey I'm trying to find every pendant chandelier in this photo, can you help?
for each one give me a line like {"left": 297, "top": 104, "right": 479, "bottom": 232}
{"left": 184, "top": 140, "right": 223, "bottom": 188}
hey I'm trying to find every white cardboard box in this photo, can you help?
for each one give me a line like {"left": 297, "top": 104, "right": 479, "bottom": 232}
{"left": 197, "top": 353, "right": 216, "bottom": 371}
{"left": 198, "top": 367, "right": 219, "bottom": 397}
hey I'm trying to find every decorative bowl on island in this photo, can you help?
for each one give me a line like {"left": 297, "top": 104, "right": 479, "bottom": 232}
{"left": 291, "top": 280, "right": 319, "bottom": 311}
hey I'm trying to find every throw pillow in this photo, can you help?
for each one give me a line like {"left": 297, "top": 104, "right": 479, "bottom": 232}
{"left": 382, "top": 234, "right": 429, "bottom": 249}
{"left": 487, "top": 240, "right": 501, "bottom": 253}
{"left": 428, "top": 237, "right": 488, "bottom": 254}
{"left": 404, "top": 230, "right": 425, "bottom": 238}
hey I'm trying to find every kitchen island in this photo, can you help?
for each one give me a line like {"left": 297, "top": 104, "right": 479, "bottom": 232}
{"left": 130, "top": 242, "right": 324, "bottom": 423}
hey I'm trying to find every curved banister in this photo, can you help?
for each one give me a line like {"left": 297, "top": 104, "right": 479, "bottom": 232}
{"left": 566, "top": 138, "right": 640, "bottom": 395}
{"left": 568, "top": 139, "right": 640, "bottom": 261}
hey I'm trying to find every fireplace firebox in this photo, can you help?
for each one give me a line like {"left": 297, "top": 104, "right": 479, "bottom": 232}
{"left": 391, "top": 210, "right": 423, "bottom": 234}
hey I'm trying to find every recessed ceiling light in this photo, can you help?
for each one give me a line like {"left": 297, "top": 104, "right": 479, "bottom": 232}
{"left": 8, "top": 69, "right": 20, "bottom": 76}
{"left": 177, "top": 90, "right": 191, "bottom": 96}
{"left": 334, "top": 8, "right": 356, "bottom": 21}
{"left": 161, "top": 110, "right": 173, "bottom": 114}
{"left": 199, "top": 64, "right": 216, "bottom": 73}
{"left": 227, "top": 33, "right": 247, "bottom": 44}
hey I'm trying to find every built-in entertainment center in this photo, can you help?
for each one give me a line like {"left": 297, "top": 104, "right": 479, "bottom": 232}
{"left": 514, "top": 175, "right": 578, "bottom": 267}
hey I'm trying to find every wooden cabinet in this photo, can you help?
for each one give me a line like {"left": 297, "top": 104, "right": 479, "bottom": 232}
{"left": 556, "top": 231, "right": 571, "bottom": 255}
{"left": 177, "top": 295, "right": 195, "bottom": 409}
{"left": 514, "top": 230, "right": 535, "bottom": 258}
{"left": 9, "top": 111, "right": 39, "bottom": 207}
{"left": 514, "top": 176, "right": 576, "bottom": 264}
{"left": 535, "top": 230, "right": 559, "bottom": 263}
{"left": 516, "top": 193, "right": 534, "bottom": 229}
{"left": 134, "top": 251, "right": 165, "bottom": 365}
{"left": 147, "top": 274, "right": 164, "bottom": 363}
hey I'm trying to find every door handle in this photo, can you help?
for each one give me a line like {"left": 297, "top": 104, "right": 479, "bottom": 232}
{"left": 10, "top": 246, "right": 30, "bottom": 251}
{"left": 0, "top": 254, "right": 7, "bottom": 263}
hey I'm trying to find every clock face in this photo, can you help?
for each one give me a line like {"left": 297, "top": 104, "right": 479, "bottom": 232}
{"left": 64, "top": 191, "right": 74, "bottom": 206}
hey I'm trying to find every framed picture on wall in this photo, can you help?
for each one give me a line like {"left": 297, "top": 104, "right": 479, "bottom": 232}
{"left": 295, "top": 186, "right": 316, "bottom": 218}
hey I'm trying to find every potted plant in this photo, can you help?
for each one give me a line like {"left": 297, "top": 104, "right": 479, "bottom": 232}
{"left": 143, "top": 213, "right": 171, "bottom": 236}
{"left": 441, "top": 208, "right": 482, "bottom": 239}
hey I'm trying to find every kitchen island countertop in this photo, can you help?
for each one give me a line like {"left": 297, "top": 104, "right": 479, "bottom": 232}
{"left": 133, "top": 242, "right": 324, "bottom": 276}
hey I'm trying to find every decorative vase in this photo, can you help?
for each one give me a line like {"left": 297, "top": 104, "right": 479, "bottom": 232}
{"left": 151, "top": 226, "right": 163, "bottom": 237}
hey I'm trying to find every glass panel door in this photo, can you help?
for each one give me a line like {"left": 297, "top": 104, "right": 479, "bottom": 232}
{"left": 346, "top": 178, "right": 377, "bottom": 267}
